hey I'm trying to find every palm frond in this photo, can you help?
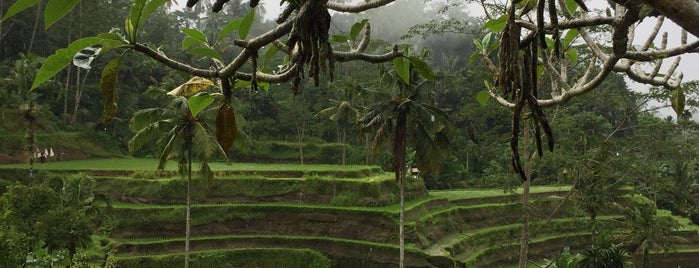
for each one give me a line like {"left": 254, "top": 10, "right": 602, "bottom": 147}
{"left": 128, "top": 120, "right": 174, "bottom": 153}
{"left": 157, "top": 125, "right": 184, "bottom": 170}
{"left": 191, "top": 121, "right": 226, "bottom": 161}
{"left": 129, "top": 107, "right": 174, "bottom": 132}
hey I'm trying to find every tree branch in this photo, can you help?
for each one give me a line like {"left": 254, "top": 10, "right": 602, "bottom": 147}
{"left": 327, "top": 0, "right": 396, "bottom": 13}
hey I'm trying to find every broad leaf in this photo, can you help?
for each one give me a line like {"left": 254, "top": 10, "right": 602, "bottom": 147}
{"left": 263, "top": 44, "right": 279, "bottom": 67}
{"left": 2, "top": 0, "right": 41, "bottom": 21}
{"left": 331, "top": 35, "right": 348, "bottom": 43}
{"left": 188, "top": 47, "right": 223, "bottom": 61}
{"left": 181, "top": 37, "right": 204, "bottom": 51}
{"left": 393, "top": 57, "right": 410, "bottom": 84}
{"left": 481, "top": 32, "right": 493, "bottom": 53}
{"left": 564, "top": 0, "right": 579, "bottom": 14}
{"left": 188, "top": 93, "right": 214, "bottom": 117}
{"left": 350, "top": 19, "right": 368, "bottom": 42}
{"left": 129, "top": 0, "right": 147, "bottom": 31}
{"left": 31, "top": 36, "right": 125, "bottom": 90}
{"left": 565, "top": 49, "right": 578, "bottom": 64}
{"left": 239, "top": 9, "right": 255, "bottom": 39}
{"left": 168, "top": 76, "right": 214, "bottom": 97}
{"left": 476, "top": 90, "right": 490, "bottom": 106}
{"left": 482, "top": 14, "right": 508, "bottom": 33}
{"left": 100, "top": 56, "right": 122, "bottom": 123}
{"left": 182, "top": 28, "right": 208, "bottom": 44}
{"left": 141, "top": 0, "right": 169, "bottom": 25}
{"left": 216, "top": 102, "right": 237, "bottom": 157}
{"left": 562, "top": 29, "right": 579, "bottom": 47}
{"left": 671, "top": 87, "right": 685, "bottom": 118}
{"left": 408, "top": 56, "right": 434, "bottom": 81}
{"left": 33, "top": 37, "right": 94, "bottom": 90}
{"left": 45, "top": 0, "right": 79, "bottom": 28}
{"left": 217, "top": 18, "right": 242, "bottom": 41}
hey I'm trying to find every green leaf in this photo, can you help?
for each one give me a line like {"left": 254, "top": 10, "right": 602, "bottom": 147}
{"left": 129, "top": 0, "right": 147, "bottom": 30}
{"left": 217, "top": 18, "right": 242, "bottom": 41}
{"left": 100, "top": 56, "right": 122, "bottom": 123}
{"left": 31, "top": 36, "right": 125, "bottom": 90}
{"left": 671, "top": 87, "right": 685, "bottom": 119}
{"left": 189, "top": 47, "right": 223, "bottom": 61}
{"left": 476, "top": 89, "right": 490, "bottom": 106}
{"left": 562, "top": 29, "right": 579, "bottom": 47}
{"left": 263, "top": 45, "right": 279, "bottom": 67}
{"left": 473, "top": 38, "right": 483, "bottom": 52}
{"left": 481, "top": 32, "right": 493, "bottom": 53}
{"left": 258, "top": 82, "right": 270, "bottom": 92}
{"left": 482, "top": 14, "right": 508, "bottom": 33}
{"left": 2, "top": 0, "right": 41, "bottom": 21}
{"left": 216, "top": 102, "right": 237, "bottom": 157}
{"left": 182, "top": 28, "right": 208, "bottom": 44}
{"left": 188, "top": 93, "right": 215, "bottom": 117}
{"left": 408, "top": 56, "right": 434, "bottom": 81}
{"left": 393, "top": 57, "right": 410, "bottom": 84}
{"left": 565, "top": 49, "right": 578, "bottom": 64}
{"left": 564, "top": 0, "right": 579, "bottom": 14}
{"left": 235, "top": 80, "right": 251, "bottom": 88}
{"left": 32, "top": 37, "right": 99, "bottom": 90}
{"left": 45, "top": 0, "right": 79, "bottom": 28}
{"left": 182, "top": 37, "right": 204, "bottom": 51}
{"left": 349, "top": 19, "right": 368, "bottom": 42}
{"left": 468, "top": 52, "right": 480, "bottom": 63}
{"left": 239, "top": 9, "right": 255, "bottom": 39}
{"left": 142, "top": 0, "right": 169, "bottom": 25}
{"left": 331, "top": 34, "right": 348, "bottom": 43}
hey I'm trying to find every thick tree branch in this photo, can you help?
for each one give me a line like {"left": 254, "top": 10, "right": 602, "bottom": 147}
{"left": 620, "top": 0, "right": 699, "bottom": 38}
{"left": 327, "top": 0, "right": 396, "bottom": 13}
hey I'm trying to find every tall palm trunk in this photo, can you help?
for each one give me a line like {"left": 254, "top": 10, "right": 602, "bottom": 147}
{"left": 185, "top": 128, "right": 193, "bottom": 268}
{"left": 341, "top": 125, "right": 347, "bottom": 166}
{"left": 297, "top": 120, "right": 305, "bottom": 165}
{"left": 394, "top": 111, "right": 407, "bottom": 268}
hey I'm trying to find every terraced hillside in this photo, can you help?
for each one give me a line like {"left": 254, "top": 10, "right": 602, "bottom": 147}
{"left": 1, "top": 160, "right": 697, "bottom": 267}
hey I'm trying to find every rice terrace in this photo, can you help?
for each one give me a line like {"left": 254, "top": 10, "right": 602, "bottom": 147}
{"left": 2, "top": 0, "right": 699, "bottom": 267}
{"left": 0, "top": 158, "right": 697, "bottom": 267}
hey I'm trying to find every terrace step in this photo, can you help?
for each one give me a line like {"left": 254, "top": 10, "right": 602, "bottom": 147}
{"left": 114, "top": 235, "right": 464, "bottom": 268}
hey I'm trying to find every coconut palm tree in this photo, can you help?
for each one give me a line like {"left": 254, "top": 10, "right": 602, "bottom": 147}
{"left": 360, "top": 63, "right": 451, "bottom": 268}
{"left": 128, "top": 77, "right": 226, "bottom": 268}
{"left": 316, "top": 79, "right": 365, "bottom": 165}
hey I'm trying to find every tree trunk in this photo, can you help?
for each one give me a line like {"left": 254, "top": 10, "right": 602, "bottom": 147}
{"left": 395, "top": 112, "right": 407, "bottom": 268}
{"left": 297, "top": 120, "right": 305, "bottom": 165}
{"left": 185, "top": 133, "right": 192, "bottom": 268}
{"left": 63, "top": 65, "right": 72, "bottom": 124}
{"left": 518, "top": 122, "right": 531, "bottom": 268}
{"left": 399, "top": 171, "right": 405, "bottom": 268}
{"left": 365, "top": 133, "right": 370, "bottom": 165}
{"left": 70, "top": 68, "right": 84, "bottom": 126}
{"left": 341, "top": 125, "right": 347, "bottom": 166}
{"left": 27, "top": 2, "right": 41, "bottom": 54}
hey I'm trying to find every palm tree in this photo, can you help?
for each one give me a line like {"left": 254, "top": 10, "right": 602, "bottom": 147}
{"left": 360, "top": 63, "right": 451, "bottom": 268}
{"left": 128, "top": 77, "right": 225, "bottom": 268}
{"left": 316, "top": 80, "right": 364, "bottom": 165}
{"left": 619, "top": 198, "right": 683, "bottom": 268}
